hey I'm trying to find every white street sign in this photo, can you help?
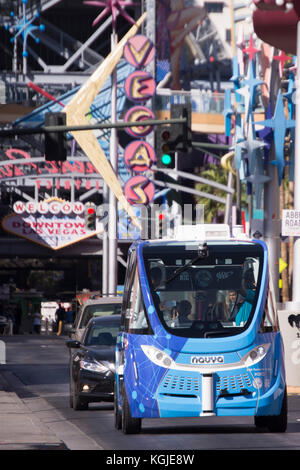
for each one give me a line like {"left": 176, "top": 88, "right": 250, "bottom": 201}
{"left": 282, "top": 210, "right": 300, "bottom": 236}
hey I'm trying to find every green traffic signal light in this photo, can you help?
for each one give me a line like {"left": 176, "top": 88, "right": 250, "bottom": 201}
{"left": 161, "top": 153, "right": 172, "bottom": 166}
{"left": 155, "top": 125, "right": 175, "bottom": 169}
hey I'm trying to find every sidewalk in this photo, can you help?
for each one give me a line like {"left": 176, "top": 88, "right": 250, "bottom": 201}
{"left": 0, "top": 371, "right": 67, "bottom": 450}
{"left": 0, "top": 333, "right": 103, "bottom": 450}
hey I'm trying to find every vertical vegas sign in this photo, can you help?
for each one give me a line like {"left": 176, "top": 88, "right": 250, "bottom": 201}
{"left": 123, "top": 34, "right": 156, "bottom": 207}
{"left": 1, "top": 198, "right": 103, "bottom": 250}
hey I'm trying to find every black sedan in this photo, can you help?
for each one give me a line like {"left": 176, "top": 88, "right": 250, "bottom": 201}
{"left": 66, "top": 315, "right": 120, "bottom": 410}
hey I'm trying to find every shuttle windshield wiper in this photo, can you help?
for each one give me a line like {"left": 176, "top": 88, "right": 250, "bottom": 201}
{"left": 162, "top": 242, "right": 209, "bottom": 287}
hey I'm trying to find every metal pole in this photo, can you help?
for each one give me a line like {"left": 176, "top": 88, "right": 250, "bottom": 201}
{"left": 263, "top": 57, "right": 281, "bottom": 302}
{"left": 108, "top": 31, "right": 118, "bottom": 297}
{"left": 291, "top": 20, "right": 300, "bottom": 306}
{"left": 102, "top": 182, "right": 109, "bottom": 296}
{"left": 264, "top": 148, "right": 280, "bottom": 303}
{"left": 224, "top": 171, "right": 234, "bottom": 225}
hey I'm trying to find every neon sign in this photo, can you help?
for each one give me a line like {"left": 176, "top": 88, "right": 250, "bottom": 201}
{"left": 124, "top": 106, "right": 155, "bottom": 138}
{"left": 123, "top": 34, "right": 156, "bottom": 206}
{"left": 123, "top": 35, "right": 155, "bottom": 68}
{"left": 2, "top": 197, "right": 103, "bottom": 250}
{"left": 0, "top": 148, "right": 101, "bottom": 180}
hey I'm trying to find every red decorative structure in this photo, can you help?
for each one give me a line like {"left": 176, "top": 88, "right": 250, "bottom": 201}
{"left": 252, "top": 0, "right": 300, "bottom": 54}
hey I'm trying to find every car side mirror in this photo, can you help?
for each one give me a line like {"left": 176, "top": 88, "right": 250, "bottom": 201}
{"left": 66, "top": 340, "right": 81, "bottom": 349}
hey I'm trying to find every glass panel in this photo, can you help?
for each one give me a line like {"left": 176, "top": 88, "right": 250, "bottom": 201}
{"left": 125, "top": 266, "right": 151, "bottom": 334}
{"left": 79, "top": 303, "right": 121, "bottom": 328}
{"left": 85, "top": 321, "right": 120, "bottom": 346}
{"left": 143, "top": 242, "right": 263, "bottom": 338}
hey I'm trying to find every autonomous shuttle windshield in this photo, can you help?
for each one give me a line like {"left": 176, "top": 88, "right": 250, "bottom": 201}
{"left": 143, "top": 241, "right": 264, "bottom": 338}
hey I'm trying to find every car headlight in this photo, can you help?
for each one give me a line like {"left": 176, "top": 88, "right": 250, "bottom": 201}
{"left": 141, "top": 345, "right": 175, "bottom": 369}
{"left": 240, "top": 343, "right": 271, "bottom": 367}
{"left": 80, "top": 359, "right": 114, "bottom": 373}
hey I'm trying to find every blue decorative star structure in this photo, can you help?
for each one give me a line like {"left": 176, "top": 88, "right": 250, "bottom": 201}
{"left": 4, "top": 0, "right": 44, "bottom": 64}
{"left": 230, "top": 56, "right": 241, "bottom": 105}
{"left": 239, "top": 114, "right": 266, "bottom": 175}
{"left": 288, "top": 126, "right": 295, "bottom": 182}
{"left": 230, "top": 56, "right": 240, "bottom": 85}
{"left": 283, "top": 72, "right": 295, "bottom": 119}
{"left": 232, "top": 113, "right": 245, "bottom": 171}
{"left": 223, "top": 89, "right": 234, "bottom": 137}
{"left": 256, "top": 90, "right": 295, "bottom": 185}
{"left": 245, "top": 151, "right": 270, "bottom": 209}
{"left": 236, "top": 60, "right": 263, "bottom": 122}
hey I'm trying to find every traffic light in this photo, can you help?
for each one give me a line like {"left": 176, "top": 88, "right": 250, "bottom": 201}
{"left": 170, "top": 103, "right": 192, "bottom": 153}
{"left": 85, "top": 203, "right": 96, "bottom": 230}
{"left": 156, "top": 125, "right": 175, "bottom": 169}
{"left": 158, "top": 212, "right": 166, "bottom": 238}
{"left": 44, "top": 112, "right": 67, "bottom": 162}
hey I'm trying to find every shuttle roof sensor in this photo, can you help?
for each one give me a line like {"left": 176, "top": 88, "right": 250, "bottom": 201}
{"left": 174, "top": 224, "right": 231, "bottom": 241}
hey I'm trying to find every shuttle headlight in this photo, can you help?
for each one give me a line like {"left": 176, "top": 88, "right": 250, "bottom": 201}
{"left": 141, "top": 345, "right": 175, "bottom": 369}
{"left": 241, "top": 343, "right": 271, "bottom": 367}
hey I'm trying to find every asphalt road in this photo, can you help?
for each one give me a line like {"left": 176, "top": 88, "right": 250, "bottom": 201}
{"left": 1, "top": 333, "right": 300, "bottom": 452}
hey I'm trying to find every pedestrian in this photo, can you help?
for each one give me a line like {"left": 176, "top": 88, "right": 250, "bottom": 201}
{"left": 33, "top": 310, "right": 42, "bottom": 334}
{"left": 65, "top": 306, "right": 74, "bottom": 325}
{"left": 55, "top": 303, "right": 66, "bottom": 336}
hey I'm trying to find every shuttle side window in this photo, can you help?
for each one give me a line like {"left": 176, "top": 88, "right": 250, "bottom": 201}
{"left": 121, "top": 250, "right": 137, "bottom": 330}
{"left": 125, "top": 266, "right": 152, "bottom": 335}
{"left": 260, "top": 280, "right": 279, "bottom": 332}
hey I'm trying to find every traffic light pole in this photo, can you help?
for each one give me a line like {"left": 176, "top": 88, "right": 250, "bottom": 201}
{"left": 102, "top": 182, "right": 109, "bottom": 296}
{"left": 108, "top": 30, "right": 118, "bottom": 298}
{"left": 0, "top": 118, "right": 187, "bottom": 138}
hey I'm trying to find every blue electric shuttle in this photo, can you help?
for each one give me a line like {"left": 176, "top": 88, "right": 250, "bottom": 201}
{"left": 114, "top": 224, "right": 287, "bottom": 434}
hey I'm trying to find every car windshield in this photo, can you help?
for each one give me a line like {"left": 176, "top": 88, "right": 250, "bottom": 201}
{"left": 79, "top": 303, "right": 121, "bottom": 328}
{"left": 143, "top": 241, "right": 263, "bottom": 338}
{"left": 84, "top": 320, "right": 120, "bottom": 347}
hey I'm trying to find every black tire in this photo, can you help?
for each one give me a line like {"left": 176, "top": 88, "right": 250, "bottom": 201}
{"left": 72, "top": 381, "right": 89, "bottom": 410}
{"left": 255, "top": 388, "right": 287, "bottom": 433}
{"left": 114, "top": 382, "right": 122, "bottom": 430}
{"left": 122, "top": 386, "right": 141, "bottom": 434}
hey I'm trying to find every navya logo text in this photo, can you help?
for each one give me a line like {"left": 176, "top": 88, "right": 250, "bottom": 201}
{"left": 191, "top": 355, "right": 224, "bottom": 364}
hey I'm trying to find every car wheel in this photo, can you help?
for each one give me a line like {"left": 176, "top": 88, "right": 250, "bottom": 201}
{"left": 72, "top": 382, "right": 88, "bottom": 410}
{"left": 114, "top": 382, "right": 122, "bottom": 430}
{"left": 255, "top": 387, "right": 287, "bottom": 433}
{"left": 122, "top": 385, "right": 141, "bottom": 434}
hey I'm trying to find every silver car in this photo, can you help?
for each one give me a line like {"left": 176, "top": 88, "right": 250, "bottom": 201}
{"left": 70, "top": 297, "right": 122, "bottom": 341}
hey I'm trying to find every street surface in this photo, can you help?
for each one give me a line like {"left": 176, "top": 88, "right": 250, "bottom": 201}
{"left": 1, "top": 334, "right": 300, "bottom": 451}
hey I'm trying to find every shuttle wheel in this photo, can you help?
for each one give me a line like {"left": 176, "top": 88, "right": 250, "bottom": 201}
{"left": 122, "top": 386, "right": 142, "bottom": 434}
